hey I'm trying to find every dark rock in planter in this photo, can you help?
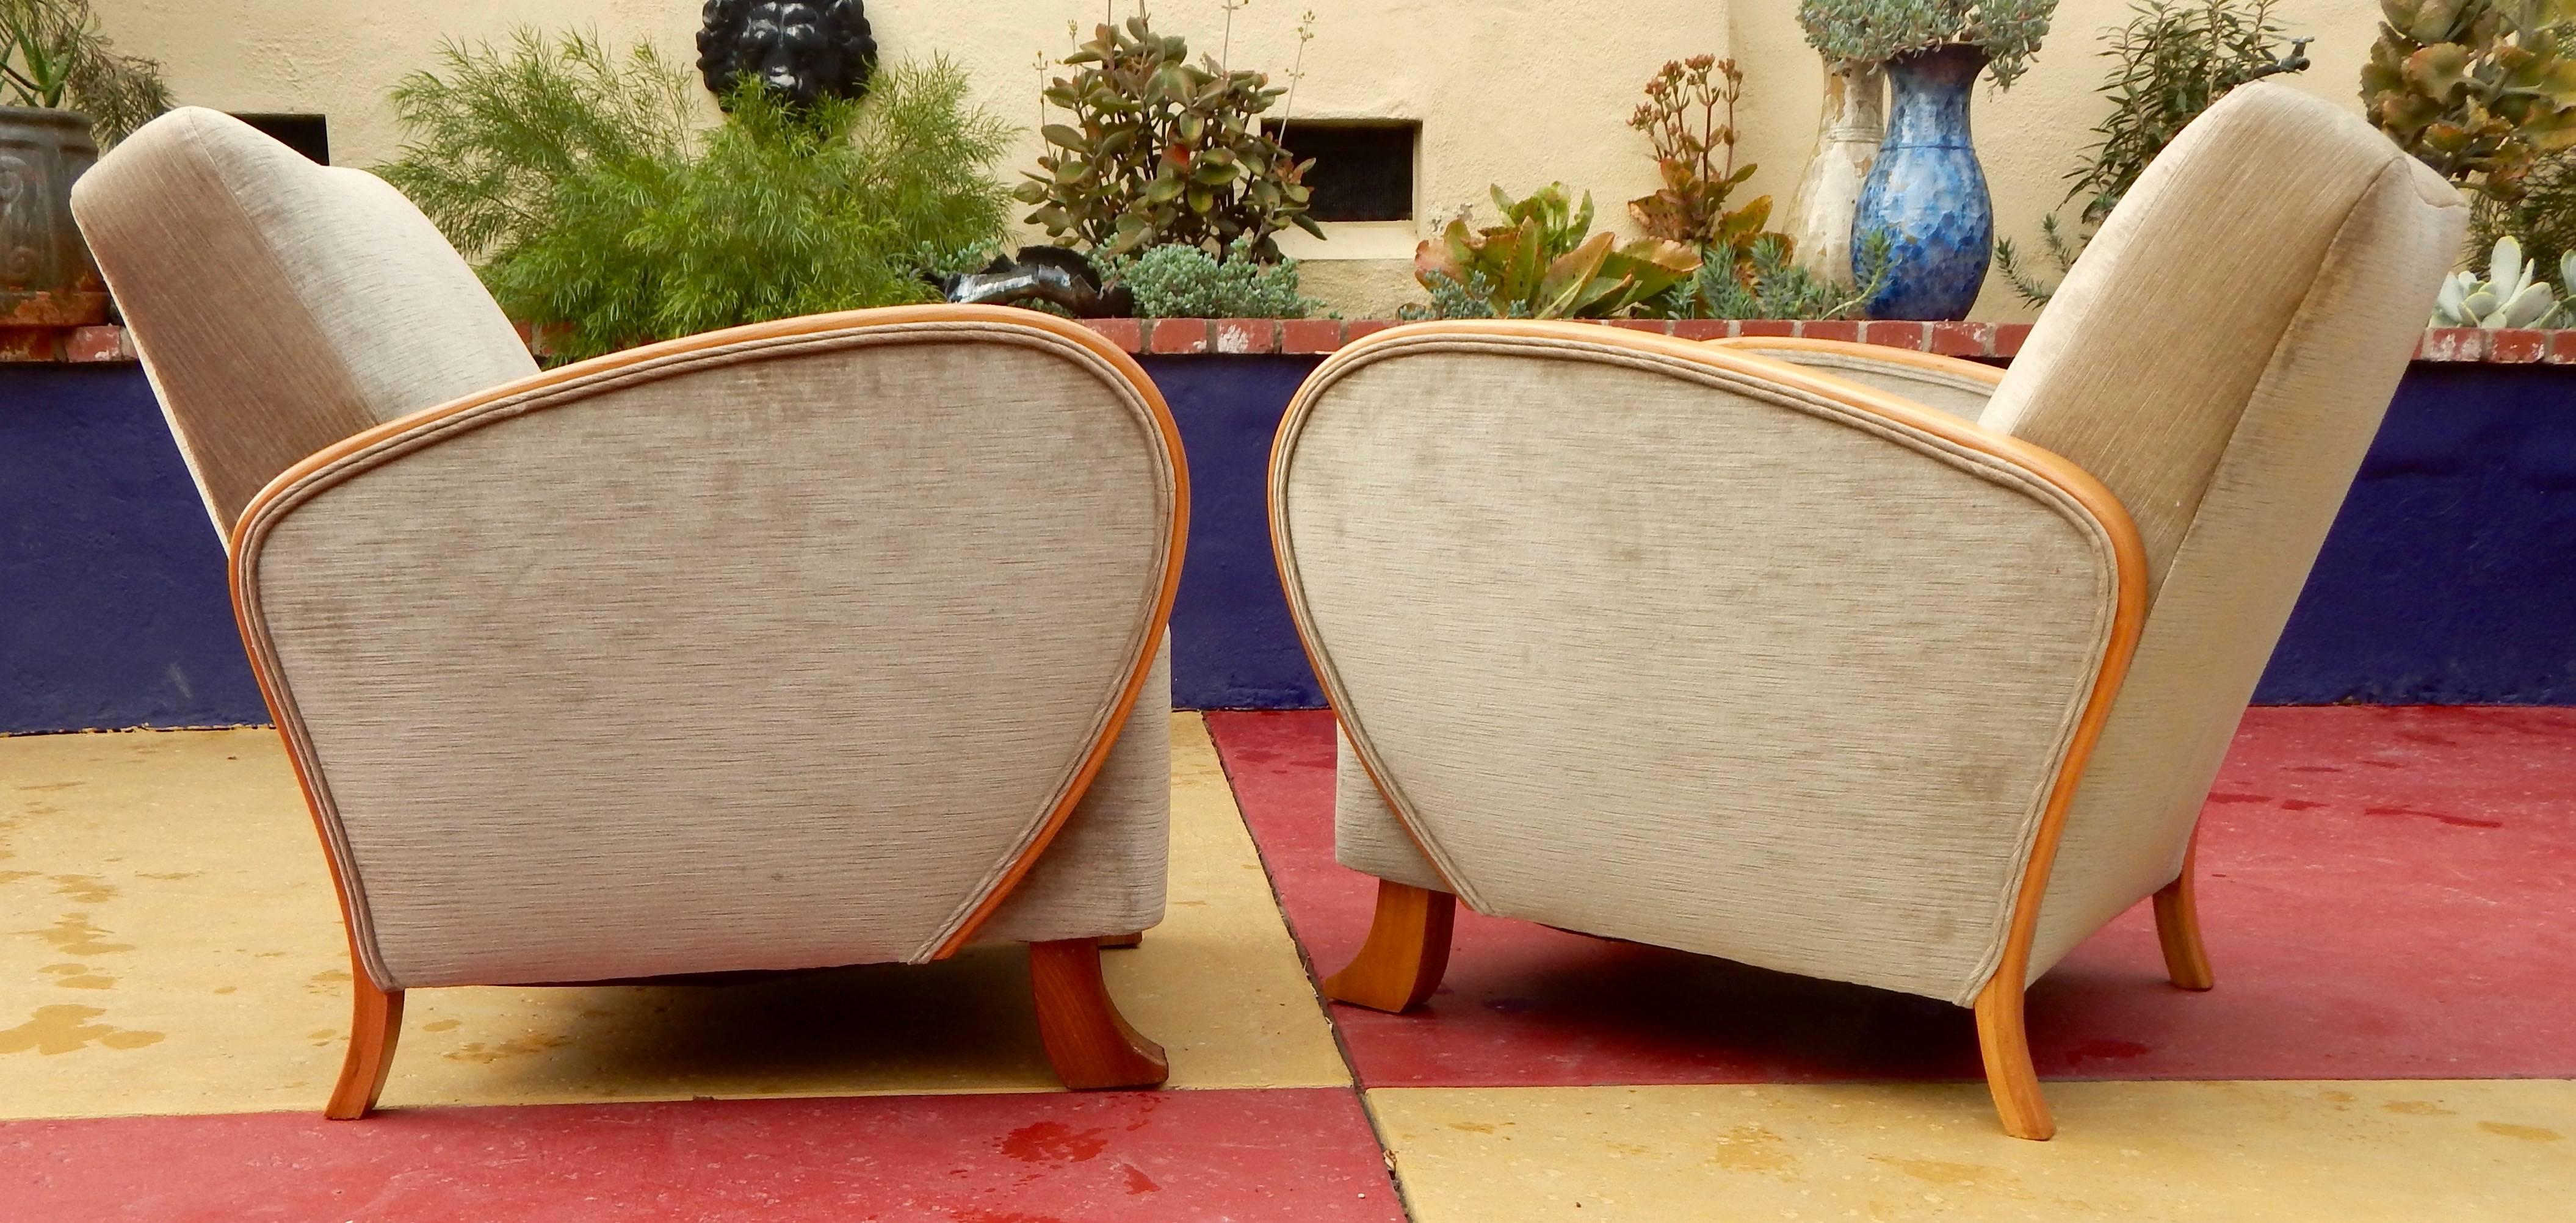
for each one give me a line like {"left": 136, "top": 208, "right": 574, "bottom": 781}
{"left": 0, "top": 106, "right": 109, "bottom": 327}
{"left": 940, "top": 247, "right": 1135, "bottom": 319}
{"left": 698, "top": 0, "right": 878, "bottom": 107}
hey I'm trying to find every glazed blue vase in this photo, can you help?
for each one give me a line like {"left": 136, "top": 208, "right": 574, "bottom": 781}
{"left": 1853, "top": 43, "right": 1994, "bottom": 321}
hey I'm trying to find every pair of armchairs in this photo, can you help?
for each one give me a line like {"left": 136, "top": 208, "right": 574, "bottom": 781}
{"left": 77, "top": 83, "right": 2456, "bottom": 1139}
{"left": 1278, "top": 82, "right": 2463, "bottom": 1140}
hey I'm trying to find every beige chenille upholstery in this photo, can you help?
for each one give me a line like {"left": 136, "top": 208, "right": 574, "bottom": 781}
{"left": 73, "top": 109, "right": 1187, "bottom": 1114}
{"left": 1276, "top": 84, "right": 2460, "bottom": 1140}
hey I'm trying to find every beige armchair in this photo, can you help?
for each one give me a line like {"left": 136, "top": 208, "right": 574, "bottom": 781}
{"left": 73, "top": 109, "right": 1186, "bottom": 1117}
{"left": 1270, "top": 84, "right": 2461, "bottom": 1139}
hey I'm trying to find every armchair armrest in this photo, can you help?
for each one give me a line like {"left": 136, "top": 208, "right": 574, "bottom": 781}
{"left": 1711, "top": 336, "right": 2004, "bottom": 420}
{"left": 1274, "top": 320, "right": 2145, "bottom": 1005}
{"left": 229, "top": 306, "right": 1187, "bottom": 989}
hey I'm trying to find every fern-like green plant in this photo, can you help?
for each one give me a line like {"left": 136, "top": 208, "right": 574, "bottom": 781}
{"left": 2075, "top": 0, "right": 2309, "bottom": 224}
{"left": 377, "top": 30, "right": 1013, "bottom": 362}
{"left": 377, "top": 30, "right": 697, "bottom": 261}
{"left": 1995, "top": 0, "right": 2308, "bottom": 306}
{"left": 1104, "top": 240, "right": 1319, "bottom": 318}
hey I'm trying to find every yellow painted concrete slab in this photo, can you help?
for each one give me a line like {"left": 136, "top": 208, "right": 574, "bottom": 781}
{"left": 1372, "top": 1081, "right": 2576, "bottom": 1221}
{"left": 0, "top": 713, "right": 1344, "bottom": 1119}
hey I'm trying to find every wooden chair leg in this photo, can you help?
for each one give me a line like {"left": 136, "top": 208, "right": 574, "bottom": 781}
{"left": 2153, "top": 836, "right": 2216, "bottom": 991}
{"left": 324, "top": 976, "right": 403, "bottom": 1120}
{"left": 1322, "top": 880, "right": 1455, "bottom": 1013}
{"left": 1029, "top": 938, "right": 1168, "bottom": 1089}
{"left": 1973, "top": 975, "right": 2055, "bottom": 1141}
{"left": 1096, "top": 931, "right": 1144, "bottom": 950}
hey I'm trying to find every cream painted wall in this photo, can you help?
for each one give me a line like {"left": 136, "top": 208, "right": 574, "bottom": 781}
{"left": 93, "top": 1, "right": 2389, "bottom": 319}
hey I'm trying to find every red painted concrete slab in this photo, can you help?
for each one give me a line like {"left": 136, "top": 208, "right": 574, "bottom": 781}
{"left": 0, "top": 1089, "right": 1403, "bottom": 1222}
{"left": 1207, "top": 707, "right": 2576, "bottom": 1086}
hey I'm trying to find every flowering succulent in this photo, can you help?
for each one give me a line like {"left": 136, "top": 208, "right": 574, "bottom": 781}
{"left": 1627, "top": 55, "right": 1773, "bottom": 278}
{"left": 1795, "top": 0, "right": 2058, "bottom": 88}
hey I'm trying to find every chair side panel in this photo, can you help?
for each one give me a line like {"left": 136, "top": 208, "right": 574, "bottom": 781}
{"left": 246, "top": 329, "right": 1175, "bottom": 987}
{"left": 1279, "top": 342, "right": 2118, "bottom": 1003}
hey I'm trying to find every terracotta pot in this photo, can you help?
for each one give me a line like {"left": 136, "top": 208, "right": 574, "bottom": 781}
{"left": 0, "top": 106, "right": 108, "bottom": 326}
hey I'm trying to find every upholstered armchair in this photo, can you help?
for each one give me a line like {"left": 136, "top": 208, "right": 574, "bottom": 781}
{"left": 1270, "top": 84, "right": 2460, "bottom": 1139}
{"left": 72, "top": 109, "right": 1186, "bottom": 1117}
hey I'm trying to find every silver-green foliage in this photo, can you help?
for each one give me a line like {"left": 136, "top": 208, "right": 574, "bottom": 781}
{"left": 1686, "top": 231, "right": 1895, "bottom": 320}
{"left": 2433, "top": 234, "right": 2571, "bottom": 326}
{"left": 1796, "top": 0, "right": 2059, "bottom": 87}
{"left": 1105, "top": 240, "right": 1319, "bottom": 319}
{"left": 377, "top": 29, "right": 1014, "bottom": 362}
{"left": 0, "top": 0, "right": 169, "bottom": 146}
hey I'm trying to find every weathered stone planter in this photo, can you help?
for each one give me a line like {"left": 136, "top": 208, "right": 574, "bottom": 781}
{"left": 0, "top": 107, "right": 109, "bottom": 328}
{"left": 7, "top": 321, "right": 2575, "bottom": 731}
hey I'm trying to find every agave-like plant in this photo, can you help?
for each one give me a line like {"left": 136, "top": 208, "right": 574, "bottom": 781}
{"left": 2433, "top": 235, "right": 2570, "bottom": 326}
{"left": 1414, "top": 184, "right": 1701, "bottom": 319}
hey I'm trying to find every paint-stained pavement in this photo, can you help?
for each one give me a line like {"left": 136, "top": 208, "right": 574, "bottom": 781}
{"left": 2, "top": 709, "right": 2571, "bottom": 1219}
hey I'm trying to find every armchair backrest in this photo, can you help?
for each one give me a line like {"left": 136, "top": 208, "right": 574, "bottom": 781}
{"left": 1981, "top": 84, "right": 2466, "bottom": 972}
{"left": 71, "top": 107, "right": 538, "bottom": 535}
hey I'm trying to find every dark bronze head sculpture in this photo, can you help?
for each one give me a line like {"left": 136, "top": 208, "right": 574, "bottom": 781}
{"left": 698, "top": 0, "right": 878, "bottom": 107}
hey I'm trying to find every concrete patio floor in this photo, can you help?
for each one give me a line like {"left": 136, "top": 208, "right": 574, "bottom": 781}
{"left": 2, "top": 709, "right": 2571, "bottom": 1220}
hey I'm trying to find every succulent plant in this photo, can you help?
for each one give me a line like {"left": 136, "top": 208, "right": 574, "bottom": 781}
{"left": 1796, "top": 0, "right": 2058, "bottom": 88}
{"left": 2432, "top": 235, "right": 2570, "bottom": 325}
{"left": 1411, "top": 184, "right": 1701, "bottom": 320}
{"left": 1015, "top": 15, "right": 1318, "bottom": 261}
{"left": 2362, "top": 0, "right": 2576, "bottom": 200}
{"left": 1103, "top": 238, "right": 1320, "bottom": 319}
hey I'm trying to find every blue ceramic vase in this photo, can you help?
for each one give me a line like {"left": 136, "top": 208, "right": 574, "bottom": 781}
{"left": 1853, "top": 43, "right": 1993, "bottom": 321}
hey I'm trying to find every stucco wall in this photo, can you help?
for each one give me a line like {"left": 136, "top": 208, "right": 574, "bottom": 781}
{"left": 94, "top": 1, "right": 2389, "bottom": 319}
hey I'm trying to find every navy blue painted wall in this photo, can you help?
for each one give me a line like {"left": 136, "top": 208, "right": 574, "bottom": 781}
{"left": 2252, "top": 363, "right": 2576, "bottom": 703}
{"left": 1, "top": 366, "right": 265, "bottom": 732}
{"left": 1145, "top": 356, "right": 1326, "bottom": 709}
{"left": 4, "top": 358, "right": 2573, "bottom": 729}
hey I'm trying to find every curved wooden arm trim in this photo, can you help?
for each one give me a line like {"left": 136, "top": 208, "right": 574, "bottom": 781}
{"left": 1270, "top": 319, "right": 2146, "bottom": 965}
{"left": 1709, "top": 336, "right": 2008, "bottom": 389}
{"left": 225, "top": 306, "right": 1189, "bottom": 983}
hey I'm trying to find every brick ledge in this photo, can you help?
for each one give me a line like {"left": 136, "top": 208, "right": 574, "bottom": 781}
{"left": 7, "top": 321, "right": 2561, "bottom": 364}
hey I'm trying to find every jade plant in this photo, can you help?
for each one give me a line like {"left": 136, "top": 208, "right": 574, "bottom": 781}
{"left": 1408, "top": 184, "right": 1699, "bottom": 320}
{"left": 1796, "top": 0, "right": 2059, "bottom": 87}
{"left": 2431, "top": 234, "right": 2571, "bottom": 326}
{"left": 1016, "top": 14, "right": 1319, "bottom": 261}
{"left": 1627, "top": 55, "right": 1772, "bottom": 278}
{"left": 2363, "top": 0, "right": 2576, "bottom": 200}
